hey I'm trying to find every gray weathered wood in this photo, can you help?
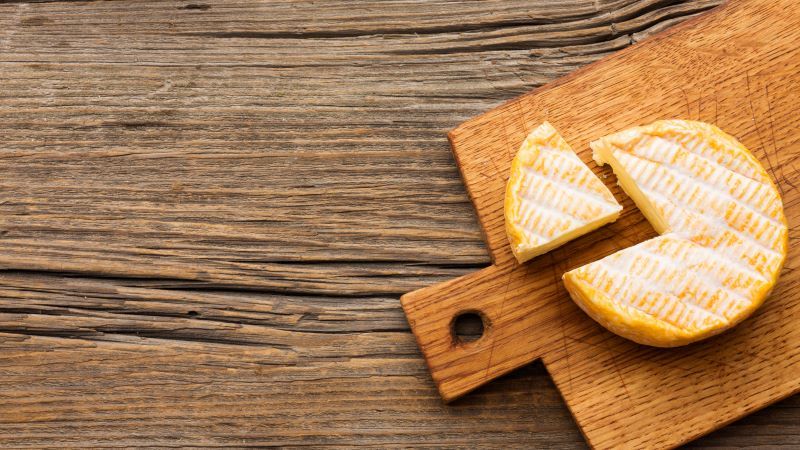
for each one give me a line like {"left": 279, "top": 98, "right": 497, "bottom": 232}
{"left": 2, "top": 0, "right": 795, "bottom": 447}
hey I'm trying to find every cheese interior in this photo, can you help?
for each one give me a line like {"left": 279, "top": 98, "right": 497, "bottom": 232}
{"left": 505, "top": 122, "right": 622, "bottom": 263}
{"left": 563, "top": 120, "right": 788, "bottom": 347}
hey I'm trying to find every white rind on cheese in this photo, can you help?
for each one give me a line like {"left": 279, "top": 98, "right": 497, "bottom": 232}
{"left": 505, "top": 122, "right": 623, "bottom": 263}
{"left": 563, "top": 120, "right": 788, "bottom": 347}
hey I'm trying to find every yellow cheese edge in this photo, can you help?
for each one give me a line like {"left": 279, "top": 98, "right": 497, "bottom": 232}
{"left": 505, "top": 122, "right": 621, "bottom": 263}
{"left": 563, "top": 270, "right": 699, "bottom": 347}
{"left": 577, "top": 120, "right": 789, "bottom": 346}
{"left": 563, "top": 247, "right": 779, "bottom": 347}
{"left": 506, "top": 205, "right": 620, "bottom": 263}
{"left": 591, "top": 119, "right": 789, "bottom": 264}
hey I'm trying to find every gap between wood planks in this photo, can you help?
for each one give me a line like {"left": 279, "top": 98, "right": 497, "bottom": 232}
{"left": 11, "top": 2, "right": 800, "bottom": 448}
{"left": 0, "top": 0, "right": 724, "bottom": 348}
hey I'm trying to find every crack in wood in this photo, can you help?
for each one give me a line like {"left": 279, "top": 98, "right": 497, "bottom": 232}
{"left": 0, "top": 0, "right": 751, "bottom": 447}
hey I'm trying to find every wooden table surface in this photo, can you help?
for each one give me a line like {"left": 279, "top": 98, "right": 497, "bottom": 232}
{"left": 0, "top": 0, "right": 797, "bottom": 447}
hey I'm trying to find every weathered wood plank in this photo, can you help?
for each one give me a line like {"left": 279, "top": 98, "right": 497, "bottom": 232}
{"left": 4, "top": 0, "right": 792, "bottom": 447}
{"left": 0, "top": 271, "right": 794, "bottom": 447}
{"left": 0, "top": 0, "right": 718, "bottom": 295}
{"left": 0, "top": 332, "right": 585, "bottom": 448}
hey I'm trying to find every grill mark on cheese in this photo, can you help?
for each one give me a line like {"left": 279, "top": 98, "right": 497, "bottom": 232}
{"left": 638, "top": 135, "right": 781, "bottom": 221}
{"left": 613, "top": 142, "right": 783, "bottom": 229}
{"left": 639, "top": 185, "right": 783, "bottom": 257}
{"left": 517, "top": 200, "right": 580, "bottom": 242}
{"left": 607, "top": 262, "right": 728, "bottom": 328}
{"left": 628, "top": 245, "right": 750, "bottom": 304}
{"left": 668, "top": 124, "right": 769, "bottom": 184}
{"left": 687, "top": 231, "right": 779, "bottom": 279}
{"left": 643, "top": 235, "right": 770, "bottom": 298}
{"left": 642, "top": 188, "right": 785, "bottom": 280}
{"left": 632, "top": 246, "right": 750, "bottom": 318}
{"left": 581, "top": 262, "right": 726, "bottom": 330}
{"left": 615, "top": 265, "right": 733, "bottom": 325}
{"left": 522, "top": 149, "right": 618, "bottom": 203}
{"left": 505, "top": 122, "right": 622, "bottom": 263}
{"left": 521, "top": 167, "right": 619, "bottom": 221}
{"left": 602, "top": 247, "right": 737, "bottom": 324}
{"left": 564, "top": 120, "right": 788, "bottom": 346}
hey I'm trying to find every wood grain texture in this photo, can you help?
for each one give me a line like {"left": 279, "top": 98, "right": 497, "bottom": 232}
{"left": 403, "top": 0, "right": 800, "bottom": 448}
{"left": 5, "top": 0, "right": 797, "bottom": 447}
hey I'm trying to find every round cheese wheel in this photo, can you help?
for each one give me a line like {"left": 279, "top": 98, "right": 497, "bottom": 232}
{"left": 563, "top": 120, "right": 788, "bottom": 347}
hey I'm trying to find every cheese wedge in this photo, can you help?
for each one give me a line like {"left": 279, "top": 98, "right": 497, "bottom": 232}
{"left": 563, "top": 120, "right": 788, "bottom": 347}
{"left": 505, "top": 122, "right": 622, "bottom": 263}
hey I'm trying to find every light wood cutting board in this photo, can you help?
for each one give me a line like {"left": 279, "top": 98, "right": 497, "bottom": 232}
{"left": 401, "top": 1, "right": 800, "bottom": 448}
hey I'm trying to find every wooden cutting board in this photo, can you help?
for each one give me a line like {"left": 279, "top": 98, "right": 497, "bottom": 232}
{"left": 401, "top": 1, "right": 800, "bottom": 448}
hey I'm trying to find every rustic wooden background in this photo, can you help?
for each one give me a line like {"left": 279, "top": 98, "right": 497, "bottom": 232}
{"left": 0, "top": 0, "right": 797, "bottom": 447}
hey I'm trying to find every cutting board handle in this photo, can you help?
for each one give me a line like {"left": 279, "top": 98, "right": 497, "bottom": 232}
{"left": 401, "top": 263, "right": 565, "bottom": 402}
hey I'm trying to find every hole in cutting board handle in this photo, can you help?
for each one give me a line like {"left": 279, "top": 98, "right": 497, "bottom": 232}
{"left": 451, "top": 310, "right": 489, "bottom": 345}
